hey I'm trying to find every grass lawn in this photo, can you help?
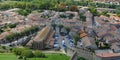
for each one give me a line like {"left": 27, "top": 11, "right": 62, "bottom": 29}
{"left": 29, "top": 54, "right": 70, "bottom": 60}
{"left": 0, "top": 53, "right": 70, "bottom": 60}
{"left": 0, "top": 53, "right": 17, "bottom": 60}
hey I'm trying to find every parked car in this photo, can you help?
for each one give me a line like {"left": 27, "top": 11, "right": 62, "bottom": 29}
{"left": 60, "top": 32, "right": 67, "bottom": 36}
{"left": 54, "top": 34, "right": 59, "bottom": 39}
{"left": 65, "top": 35, "right": 72, "bottom": 39}
{"left": 54, "top": 43, "right": 59, "bottom": 48}
{"left": 69, "top": 40, "right": 74, "bottom": 47}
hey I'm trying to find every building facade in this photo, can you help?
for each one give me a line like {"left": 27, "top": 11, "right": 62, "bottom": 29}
{"left": 27, "top": 26, "right": 52, "bottom": 50}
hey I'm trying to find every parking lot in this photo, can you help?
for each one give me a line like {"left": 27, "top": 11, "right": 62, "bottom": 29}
{"left": 53, "top": 27, "right": 75, "bottom": 50}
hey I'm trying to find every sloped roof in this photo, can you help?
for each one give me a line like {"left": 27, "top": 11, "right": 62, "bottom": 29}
{"left": 34, "top": 26, "right": 51, "bottom": 42}
{"left": 96, "top": 53, "right": 120, "bottom": 57}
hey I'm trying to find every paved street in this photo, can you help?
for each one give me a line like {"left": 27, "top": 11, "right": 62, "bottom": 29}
{"left": 54, "top": 26, "right": 75, "bottom": 50}
{"left": 1, "top": 33, "right": 36, "bottom": 47}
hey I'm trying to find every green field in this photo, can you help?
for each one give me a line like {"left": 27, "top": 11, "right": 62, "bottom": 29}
{"left": 0, "top": 53, "right": 17, "bottom": 60}
{"left": 0, "top": 53, "right": 70, "bottom": 60}
{"left": 29, "top": 54, "right": 70, "bottom": 60}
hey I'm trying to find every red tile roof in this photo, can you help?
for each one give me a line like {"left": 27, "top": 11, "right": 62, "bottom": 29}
{"left": 96, "top": 53, "right": 120, "bottom": 57}
{"left": 80, "top": 33, "right": 87, "bottom": 38}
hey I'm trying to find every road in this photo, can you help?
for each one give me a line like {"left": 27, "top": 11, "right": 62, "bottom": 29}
{"left": 54, "top": 26, "right": 75, "bottom": 50}
{"left": 1, "top": 33, "right": 36, "bottom": 47}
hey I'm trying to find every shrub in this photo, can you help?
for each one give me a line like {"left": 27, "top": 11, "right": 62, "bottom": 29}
{"left": 2, "top": 46, "right": 6, "bottom": 49}
{"left": 34, "top": 50, "right": 46, "bottom": 58}
{"left": 21, "top": 50, "right": 33, "bottom": 58}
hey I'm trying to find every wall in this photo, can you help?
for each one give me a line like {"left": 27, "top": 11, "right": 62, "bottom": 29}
{"left": 66, "top": 47, "right": 96, "bottom": 60}
{"left": 70, "top": 52, "right": 78, "bottom": 60}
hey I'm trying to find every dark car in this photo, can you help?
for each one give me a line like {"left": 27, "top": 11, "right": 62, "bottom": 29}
{"left": 60, "top": 32, "right": 67, "bottom": 36}
{"left": 66, "top": 35, "right": 72, "bottom": 39}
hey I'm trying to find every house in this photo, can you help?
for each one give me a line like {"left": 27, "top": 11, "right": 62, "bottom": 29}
{"left": 111, "top": 43, "right": 120, "bottom": 53}
{"left": 95, "top": 53, "right": 120, "bottom": 60}
{"left": 81, "top": 36, "right": 97, "bottom": 49}
{"left": 80, "top": 32, "right": 87, "bottom": 38}
{"left": 79, "top": 7, "right": 89, "bottom": 14}
{"left": 93, "top": 0, "right": 120, "bottom": 4}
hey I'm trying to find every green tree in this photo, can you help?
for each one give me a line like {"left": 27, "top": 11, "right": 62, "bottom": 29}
{"left": 58, "top": 2, "right": 66, "bottom": 11}
{"left": 101, "top": 10, "right": 110, "bottom": 17}
{"left": 69, "top": 5, "right": 78, "bottom": 11}
{"left": 88, "top": 6, "right": 100, "bottom": 27}
{"left": 12, "top": 48, "right": 25, "bottom": 56}
{"left": 17, "top": 9, "right": 31, "bottom": 16}
{"left": 116, "top": 7, "right": 120, "bottom": 17}
{"left": 2, "top": 46, "right": 6, "bottom": 50}
{"left": 65, "top": 27, "right": 70, "bottom": 35}
{"left": 78, "top": 57, "right": 86, "bottom": 60}
{"left": 58, "top": 24, "right": 64, "bottom": 32}
{"left": 101, "top": 10, "right": 108, "bottom": 15}
{"left": 34, "top": 50, "right": 46, "bottom": 58}
{"left": 79, "top": 13, "right": 86, "bottom": 23}
{"left": 88, "top": 6, "right": 98, "bottom": 16}
{"left": 8, "top": 23, "right": 17, "bottom": 28}
{"left": 21, "top": 50, "right": 33, "bottom": 58}
{"left": 51, "top": 23, "right": 57, "bottom": 30}
{"left": 74, "top": 34, "right": 80, "bottom": 46}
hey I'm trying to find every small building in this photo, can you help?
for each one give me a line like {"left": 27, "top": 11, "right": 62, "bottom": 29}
{"left": 81, "top": 36, "right": 97, "bottom": 49}
{"left": 95, "top": 53, "right": 120, "bottom": 60}
{"left": 111, "top": 43, "right": 120, "bottom": 53}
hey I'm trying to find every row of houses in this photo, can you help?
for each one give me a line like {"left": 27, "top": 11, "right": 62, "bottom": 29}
{"left": 93, "top": 0, "right": 120, "bottom": 4}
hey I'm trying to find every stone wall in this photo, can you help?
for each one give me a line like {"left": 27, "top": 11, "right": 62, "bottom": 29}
{"left": 70, "top": 52, "right": 78, "bottom": 60}
{"left": 66, "top": 47, "right": 96, "bottom": 60}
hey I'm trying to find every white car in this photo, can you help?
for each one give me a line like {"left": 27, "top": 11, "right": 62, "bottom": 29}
{"left": 62, "top": 40, "right": 65, "bottom": 45}
{"left": 54, "top": 44, "right": 59, "bottom": 48}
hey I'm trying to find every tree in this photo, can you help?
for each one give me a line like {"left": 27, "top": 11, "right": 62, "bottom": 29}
{"left": 21, "top": 50, "right": 33, "bottom": 58}
{"left": 101, "top": 10, "right": 110, "bottom": 17}
{"left": 88, "top": 6, "right": 98, "bottom": 16}
{"left": 73, "top": 34, "right": 80, "bottom": 46}
{"left": 5, "top": 26, "right": 39, "bottom": 43}
{"left": 101, "top": 10, "right": 108, "bottom": 15}
{"left": 79, "top": 13, "right": 86, "bottom": 30}
{"left": 79, "top": 13, "right": 86, "bottom": 23}
{"left": 17, "top": 9, "right": 31, "bottom": 16}
{"left": 78, "top": 57, "right": 86, "bottom": 60}
{"left": 69, "top": 5, "right": 78, "bottom": 11}
{"left": 58, "top": 2, "right": 66, "bottom": 11}
{"left": 12, "top": 48, "right": 25, "bottom": 56}
{"left": 88, "top": 6, "right": 99, "bottom": 27}
{"left": 68, "top": 14, "right": 74, "bottom": 19}
{"left": 51, "top": 23, "right": 57, "bottom": 30}
{"left": 116, "top": 7, "right": 120, "bottom": 17}
{"left": 59, "top": 14, "right": 66, "bottom": 18}
{"left": 0, "top": 29, "right": 4, "bottom": 33}
{"left": 65, "top": 27, "right": 70, "bottom": 35}
{"left": 34, "top": 50, "right": 46, "bottom": 58}
{"left": 65, "top": 0, "right": 73, "bottom": 6}
{"left": 8, "top": 23, "right": 17, "bottom": 28}
{"left": 2, "top": 46, "right": 6, "bottom": 49}
{"left": 58, "top": 24, "right": 64, "bottom": 32}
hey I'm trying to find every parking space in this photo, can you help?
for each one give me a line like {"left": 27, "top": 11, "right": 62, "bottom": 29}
{"left": 53, "top": 27, "right": 75, "bottom": 50}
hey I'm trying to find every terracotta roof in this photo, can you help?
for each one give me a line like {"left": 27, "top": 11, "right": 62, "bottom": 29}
{"left": 110, "top": 25, "right": 117, "bottom": 31}
{"left": 96, "top": 53, "right": 120, "bottom": 57}
{"left": 111, "top": 15, "right": 120, "bottom": 21}
{"left": 82, "top": 37, "right": 91, "bottom": 47}
{"left": 97, "top": 30, "right": 107, "bottom": 37}
{"left": 80, "top": 33, "right": 87, "bottom": 38}
{"left": 107, "top": 30, "right": 116, "bottom": 35}
{"left": 0, "top": 32, "right": 12, "bottom": 40}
